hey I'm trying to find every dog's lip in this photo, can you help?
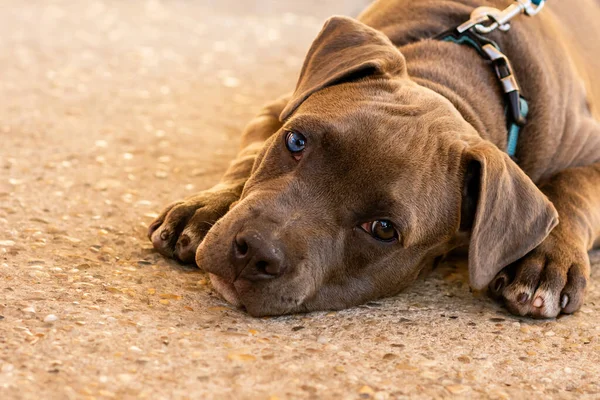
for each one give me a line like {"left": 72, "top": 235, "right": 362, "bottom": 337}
{"left": 208, "top": 273, "right": 243, "bottom": 307}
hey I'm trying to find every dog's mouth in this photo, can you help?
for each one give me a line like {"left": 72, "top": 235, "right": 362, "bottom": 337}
{"left": 208, "top": 273, "right": 243, "bottom": 308}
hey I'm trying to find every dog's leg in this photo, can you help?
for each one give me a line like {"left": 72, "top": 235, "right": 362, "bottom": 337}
{"left": 490, "top": 148, "right": 600, "bottom": 318}
{"left": 148, "top": 95, "right": 289, "bottom": 263}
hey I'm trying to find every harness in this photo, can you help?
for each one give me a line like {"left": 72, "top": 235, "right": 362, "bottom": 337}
{"left": 434, "top": 0, "right": 546, "bottom": 158}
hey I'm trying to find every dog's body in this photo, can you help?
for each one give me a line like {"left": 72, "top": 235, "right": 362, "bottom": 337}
{"left": 362, "top": 0, "right": 600, "bottom": 181}
{"left": 149, "top": 0, "right": 600, "bottom": 317}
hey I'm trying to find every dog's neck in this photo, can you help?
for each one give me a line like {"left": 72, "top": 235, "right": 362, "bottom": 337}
{"left": 402, "top": 39, "right": 510, "bottom": 150}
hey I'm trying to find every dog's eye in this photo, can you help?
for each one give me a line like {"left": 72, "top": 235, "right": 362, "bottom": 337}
{"left": 360, "top": 220, "right": 398, "bottom": 242}
{"left": 285, "top": 131, "right": 306, "bottom": 159}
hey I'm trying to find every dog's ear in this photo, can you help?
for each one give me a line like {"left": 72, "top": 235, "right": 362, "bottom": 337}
{"left": 280, "top": 16, "right": 406, "bottom": 121}
{"left": 460, "top": 143, "right": 559, "bottom": 290}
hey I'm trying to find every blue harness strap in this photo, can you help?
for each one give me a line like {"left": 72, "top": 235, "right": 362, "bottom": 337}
{"left": 436, "top": 29, "right": 529, "bottom": 159}
{"left": 506, "top": 97, "right": 529, "bottom": 157}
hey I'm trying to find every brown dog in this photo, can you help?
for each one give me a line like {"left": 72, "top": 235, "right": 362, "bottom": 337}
{"left": 148, "top": 0, "right": 600, "bottom": 317}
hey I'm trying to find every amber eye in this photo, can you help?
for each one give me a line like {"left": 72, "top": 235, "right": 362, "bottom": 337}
{"left": 285, "top": 131, "right": 306, "bottom": 158}
{"left": 360, "top": 220, "right": 398, "bottom": 242}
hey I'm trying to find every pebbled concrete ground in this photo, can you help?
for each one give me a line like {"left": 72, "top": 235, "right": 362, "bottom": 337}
{"left": 1, "top": 1, "right": 599, "bottom": 399}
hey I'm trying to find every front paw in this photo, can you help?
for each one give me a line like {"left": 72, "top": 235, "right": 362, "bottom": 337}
{"left": 148, "top": 185, "right": 240, "bottom": 263}
{"left": 488, "top": 234, "right": 590, "bottom": 318}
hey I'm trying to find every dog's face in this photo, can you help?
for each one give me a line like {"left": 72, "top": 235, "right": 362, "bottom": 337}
{"left": 196, "top": 17, "right": 558, "bottom": 316}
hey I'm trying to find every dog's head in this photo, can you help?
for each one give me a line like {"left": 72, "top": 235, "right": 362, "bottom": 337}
{"left": 197, "top": 16, "right": 558, "bottom": 316}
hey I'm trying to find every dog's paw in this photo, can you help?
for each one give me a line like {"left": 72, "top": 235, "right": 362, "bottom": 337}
{"left": 488, "top": 234, "right": 590, "bottom": 318}
{"left": 148, "top": 185, "right": 240, "bottom": 263}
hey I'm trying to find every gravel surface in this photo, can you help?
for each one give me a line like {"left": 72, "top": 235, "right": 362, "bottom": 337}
{"left": 1, "top": 1, "right": 599, "bottom": 399}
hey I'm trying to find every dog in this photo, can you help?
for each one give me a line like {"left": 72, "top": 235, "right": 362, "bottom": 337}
{"left": 148, "top": 0, "right": 600, "bottom": 317}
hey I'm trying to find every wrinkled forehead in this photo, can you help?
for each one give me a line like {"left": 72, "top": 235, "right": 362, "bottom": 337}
{"left": 284, "top": 79, "right": 467, "bottom": 145}
{"left": 284, "top": 81, "right": 468, "bottom": 165}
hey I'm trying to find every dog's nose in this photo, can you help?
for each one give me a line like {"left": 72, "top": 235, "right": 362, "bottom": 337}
{"left": 232, "top": 230, "right": 286, "bottom": 280}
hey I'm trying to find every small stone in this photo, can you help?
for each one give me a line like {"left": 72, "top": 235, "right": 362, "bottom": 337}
{"left": 129, "top": 346, "right": 142, "bottom": 353}
{"left": 227, "top": 352, "right": 256, "bottom": 362}
{"left": 334, "top": 365, "right": 345, "bottom": 372}
{"left": 159, "top": 293, "right": 181, "bottom": 300}
{"left": 22, "top": 307, "right": 35, "bottom": 314}
{"left": 445, "top": 384, "right": 471, "bottom": 394}
{"left": 118, "top": 374, "right": 134, "bottom": 383}
{"left": 44, "top": 314, "right": 59, "bottom": 323}
{"left": 222, "top": 76, "right": 240, "bottom": 88}
{"left": 0, "top": 240, "right": 16, "bottom": 247}
{"left": 1, "top": 364, "right": 14, "bottom": 373}
{"left": 359, "top": 385, "right": 375, "bottom": 398}
{"left": 395, "top": 363, "right": 419, "bottom": 371}
{"left": 316, "top": 336, "right": 328, "bottom": 344}
{"left": 374, "top": 392, "right": 389, "bottom": 400}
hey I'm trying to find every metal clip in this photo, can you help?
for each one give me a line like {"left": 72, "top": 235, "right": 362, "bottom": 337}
{"left": 457, "top": 0, "right": 545, "bottom": 34}
{"left": 482, "top": 44, "right": 519, "bottom": 94}
{"left": 482, "top": 44, "right": 527, "bottom": 126}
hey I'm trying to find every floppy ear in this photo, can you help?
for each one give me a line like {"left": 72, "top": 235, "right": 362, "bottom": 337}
{"left": 460, "top": 143, "right": 559, "bottom": 290}
{"left": 280, "top": 16, "right": 406, "bottom": 121}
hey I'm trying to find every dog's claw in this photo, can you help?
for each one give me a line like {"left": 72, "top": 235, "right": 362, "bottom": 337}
{"left": 493, "top": 276, "right": 505, "bottom": 293}
{"left": 517, "top": 292, "right": 529, "bottom": 304}
{"left": 159, "top": 230, "right": 170, "bottom": 241}
{"left": 560, "top": 294, "right": 569, "bottom": 309}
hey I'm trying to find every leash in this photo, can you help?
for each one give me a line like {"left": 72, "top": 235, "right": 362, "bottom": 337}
{"left": 434, "top": 0, "right": 546, "bottom": 158}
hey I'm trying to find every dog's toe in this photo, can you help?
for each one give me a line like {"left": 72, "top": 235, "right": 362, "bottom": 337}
{"left": 147, "top": 201, "right": 182, "bottom": 240}
{"left": 174, "top": 233, "right": 197, "bottom": 264}
{"left": 560, "top": 264, "right": 588, "bottom": 314}
{"left": 150, "top": 202, "right": 197, "bottom": 258}
{"left": 172, "top": 207, "right": 223, "bottom": 263}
